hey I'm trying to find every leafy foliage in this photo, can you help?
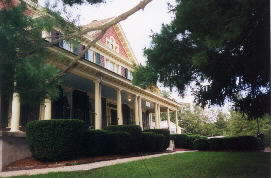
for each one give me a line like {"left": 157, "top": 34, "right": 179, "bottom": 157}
{"left": 133, "top": 0, "right": 270, "bottom": 118}
{"left": 0, "top": 1, "right": 60, "bottom": 103}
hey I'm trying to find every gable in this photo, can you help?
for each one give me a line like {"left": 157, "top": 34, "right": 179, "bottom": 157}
{"left": 83, "top": 19, "right": 138, "bottom": 65}
{"left": 100, "top": 26, "right": 128, "bottom": 58}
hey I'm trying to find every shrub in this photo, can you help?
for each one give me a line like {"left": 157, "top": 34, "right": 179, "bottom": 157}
{"left": 141, "top": 132, "right": 165, "bottom": 152}
{"left": 193, "top": 138, "right": 209, "bottom": 150}
{"left": 208, "top": 136, "right": 263, "bottom": 151}
{"left": 26, "top": 119, "right": 85, "bottom": 161}
{"left": 104, "top": 125, "right": 142, "bottom": 135}
{"left": 107, "top": 131, "right": 131, "bottom": 154}
{"left": 144, "top": 129, "right": 170, "bottom": 150}
{"left": 208, "top": 138, "right": 227, "bottom": 150}
{"left": 104, "top": 125, "right": 142, "bottom": 152}
{"left": 170, "top": 134, "right": 189, "bottom": 148}
{"left": 82, "top": 130, "right": 110, "bottom": 156}
{"left": 170, "top": 134, "right": 207, "bottom": 149}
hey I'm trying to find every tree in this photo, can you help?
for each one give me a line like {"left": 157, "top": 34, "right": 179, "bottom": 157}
{"left": 132, "top": 0, "right": 270, "bottom": 119}
{"left": 179, "top": 106, "right": 221, "bottom": 136}
{"left": 0, "top": 0, "right": 152, "bottom": 127}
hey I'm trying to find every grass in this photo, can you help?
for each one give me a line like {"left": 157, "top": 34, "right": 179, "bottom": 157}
{"left": 13, "top": 152, "right": 270, "bottom": 178}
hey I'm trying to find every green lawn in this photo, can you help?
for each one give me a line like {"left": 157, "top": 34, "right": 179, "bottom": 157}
{"left": 13, "top": 152, "right": 270, "bottom": 178}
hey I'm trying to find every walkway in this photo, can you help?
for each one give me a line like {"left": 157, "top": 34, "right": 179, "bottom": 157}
{"left": 0, "top": 151, "right": 194, "bottom": 177}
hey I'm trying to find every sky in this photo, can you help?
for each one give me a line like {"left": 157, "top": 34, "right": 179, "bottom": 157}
{"left": 40, "top": 0, "right": 232, "bottom": 113}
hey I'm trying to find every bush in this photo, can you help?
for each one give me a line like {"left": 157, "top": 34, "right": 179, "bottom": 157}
{"left": 141, "top": 132, "right": 165, "bottom": 152}
{"left": 193, "top": 138, "right": 209, "bottom": 150}
{"left": 144, "top": 129, "right": 170, "bottom": 150}
{"left": 107, "top": 131, "right": 131, "bottom": 154}
{"left": 104, "top": 125, "right": 142, "bottom": 152}
{"left": 171, "top": 134, "right": 207, "bottom": 149}
{"left": 186, "top": 135, "right": 202, "bottom": 148}
{"left": 170, "top": 134, "right": 189, "bottom": 148}
{"left": 208, "top": 138, "right": 226, "bottom": 150}
{"left": 208, "top": 136, "right": 263, "bottom": 151}
{"left": 82, "top": 130, "right": 110, "bottom": 156}
{"left": 26, "top": 119, "right": 85, "bottom": 161}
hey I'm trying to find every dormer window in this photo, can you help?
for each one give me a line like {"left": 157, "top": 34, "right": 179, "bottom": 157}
{"left": 106, "top": 36, "right": 119, "bottom": 53}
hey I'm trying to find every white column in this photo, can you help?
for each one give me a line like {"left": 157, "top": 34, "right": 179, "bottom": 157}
{"left": 154, "top": 103, "right": 159, "bottom": 129}
{"left": 175, "top": 110, "right": 178, "bottom": 134}
{"left": 44, "top": 99, "right": 52, "bottom": 120}
{"left": 117, "top": 88, "right": 123, "bottom": 125}
{"left": 138, "top": 96, "right": 143, "bottom": 128}
{"left": 94, "top": 80, "right": 102, "bottom": 129}
{"left": 39, "top": 102, "right": 45, "bottom": 120}
{"left": 149, "top": 113, "right": 152, "bottom": 129}
{"left": 10, "top": 92, "right": 20, "bottom": 132}
{"left": 167, "top": 108, "right": 170, "bottom": 130}
{"left": 158, "top": 104, "right": 161, "bottom": 128}
{"left": 134, "top": 96, "right": 139, "bottom": 125}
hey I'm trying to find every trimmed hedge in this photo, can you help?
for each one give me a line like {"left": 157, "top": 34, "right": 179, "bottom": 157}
{"left": 208, "top": 136, "right": 264, "bottom": 151}
{"left": 170, "top": 134, "right": 188, "bottom": 148}
{"left": 141, "top": 132, "right": 165, "bottom": 152}
{"left": 104, "top": 125, "right": 142, "bottom": 152}
{"left": 171, "top": 134, "right": 207, "bottom": 149}
{"left": 26, "top": 119, "right": 85, "bottom": 161}
{"left": 144, "top": 129, "right": 170, "bottom": 150}
{"left": 193, "top": 138, "right": 209, "bottom": 150}
{"left": 82, "top": 130, "right": 109, "bottom": 156}
{"left": 107, "top": 131, "right": 131, "bottom": 154}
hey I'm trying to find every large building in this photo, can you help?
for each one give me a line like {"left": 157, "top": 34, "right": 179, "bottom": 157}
{"left": 6, "top": 6, "right": 183, "bottom": 133}
{"left": 0, "top": 1, "right": 185, "bottom": 171}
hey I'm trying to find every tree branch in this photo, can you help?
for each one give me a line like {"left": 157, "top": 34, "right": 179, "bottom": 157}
{"left": 20, "top": 0, "right": 152, "bottom": 58}
{"left": 48, "top": 29, "right": 107, "bottom": 83}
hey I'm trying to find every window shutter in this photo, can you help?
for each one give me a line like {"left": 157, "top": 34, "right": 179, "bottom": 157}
{"left": 100, "top": 55, "right": 105, "bottom": 67}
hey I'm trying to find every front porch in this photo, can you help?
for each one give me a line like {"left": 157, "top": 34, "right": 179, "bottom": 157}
{"left": 3, "top": 72, "right": 180, "bottom": 133}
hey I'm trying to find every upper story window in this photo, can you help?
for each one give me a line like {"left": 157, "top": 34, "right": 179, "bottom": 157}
{"left": 120, "top": 66, "right": 128, "bottom": 79}
{"left": 107, "top": 60, "right": 114, "bottom": 71}
{"left": 95, "top": 52, "right": 105, "bottom": 67}
{"left": 106, "top": 36, "right": 119, "bottom": 53}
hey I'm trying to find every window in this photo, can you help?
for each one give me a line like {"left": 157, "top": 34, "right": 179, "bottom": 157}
{"left": 95, "top": 53, "right": 105, "bottom": 67}
{"left": 107, "top": 61, "right": 114, "bottom": 71}
{"left": 121, "top": 66, "right": 128, "bottom": 78}
{"left": 106, "top": 36, "right": 119, "bottom": 53}
{"left": 63, "top": 40, "right": 71, "bottom": 51}
{"left": 72, "top": 45, "right": 79, "bottom": 55}
{"left": 87, "top": 49, "right": 94, "bottom": 62}
{"left": 115, "top": 64, "right": 119, "bottom": 74}
{"left": 128, "top": 71, "right": 133, "bottom": 80}
{"left": 95, "top": 53, "right": 101, "bottom": 65}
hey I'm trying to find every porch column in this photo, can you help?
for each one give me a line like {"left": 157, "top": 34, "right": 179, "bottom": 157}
{"left": 94, "top": 80, "right": 102, "bottom": 129}
{"left": 39, "top": 102, "right": 45, "bottom": 120}
{"left": 154, "top": 103, "right": 159, "bottom": 129}
{"left": 134, "top": 96, "right": 139, "bottom": 125}
{"left": 175, "top": 110, "right": 178, "bottom": 134}
{"left": 44, "top": 99, "right": 52, "bottom": 120}
{"left": 10, "top": 92, "right": 20, "bottom": 132}
{"left": 167, "top": 108, "right": 170, "bottom": 129}
{"left": 117, "top": 88, "right": 123, "bottom": 125}
{"left": 158, "top": 104, "right": 161, "bottom": 127}
{"left": 138, "top": 96, "right": 143, "bottom": 128}
{"left": 149, "top": 113, "right": 152, "bottom": 129}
